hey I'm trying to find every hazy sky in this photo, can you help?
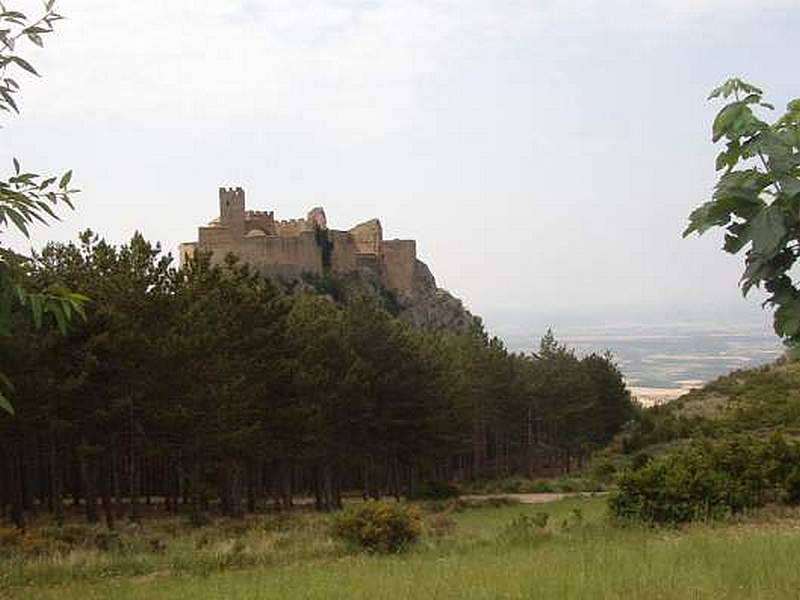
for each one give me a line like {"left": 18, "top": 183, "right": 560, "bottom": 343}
{"left": 4, "top": 0, "right": 799, "bottom": 332}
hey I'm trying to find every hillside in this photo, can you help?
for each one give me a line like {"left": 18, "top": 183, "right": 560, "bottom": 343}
{"left": 608, "top": 356, "right": 800, "bottom": 459}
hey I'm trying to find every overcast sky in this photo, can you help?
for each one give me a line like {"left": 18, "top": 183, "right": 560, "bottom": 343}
{"left": 3, "top": 0, "right": 799, "bottom": 332}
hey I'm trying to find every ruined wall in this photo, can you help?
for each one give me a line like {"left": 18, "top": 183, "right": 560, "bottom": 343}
{"left": 381, "top": 239, "right": 416, "bottom": 293}
{"left": 275, "top": 219, "right": 314, "bottom": 237}
{"left": 194, "top": 223, "right": 323, "bottom": 277}
{"left": 244, "top": 210, "right": 277, "bottom": 236}
{"left": 349, "top": 219, "right": 382, "bottom": 254}
{"left": 329, "top": 230, "right": 358, "bottom": 273}
{"left": 306, "top": 207, "right": 327, "bottom": 229}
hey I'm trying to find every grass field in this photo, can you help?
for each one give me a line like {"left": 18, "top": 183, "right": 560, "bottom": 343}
{"left": 3, "top": 496, "right": 800, "bottom": 599}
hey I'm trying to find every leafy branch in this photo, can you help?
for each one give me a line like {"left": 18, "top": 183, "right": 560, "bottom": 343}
{"left": 0, "top": 1, "right": 85, "bottom": 414}
{"left": 684, "top": 78, "right": 800, "bottom": 350}
{"left": 0, "top": 0, "right": 65, "bottom": 115}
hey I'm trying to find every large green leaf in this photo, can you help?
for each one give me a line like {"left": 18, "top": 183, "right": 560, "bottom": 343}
{"left": 749, "top": 205, "right": 787, "bottom": 258}
{"left": 712, "top": 103, "right": 768, "bottom": 143}
{"left": 713, "top": 169, "right": 770, "bottom": 203}
{"left": 780, "top": 177, "right": 800, "bottom": 199}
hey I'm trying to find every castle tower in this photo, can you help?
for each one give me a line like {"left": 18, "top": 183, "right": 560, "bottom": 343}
{"left": 219, "top": 187, "right": 245, "bottom": 236}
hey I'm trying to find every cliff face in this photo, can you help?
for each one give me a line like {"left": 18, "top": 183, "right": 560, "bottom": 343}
{"left": 394, "top": 260, "right": 476, "bottom": 333}
{"left": 299, "top": 258, "right": 476, "bottom": 335}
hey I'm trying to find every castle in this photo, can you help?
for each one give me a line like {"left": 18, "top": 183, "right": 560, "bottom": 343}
{"left": 179, "top": 187, "right": 418, "bottom": 293}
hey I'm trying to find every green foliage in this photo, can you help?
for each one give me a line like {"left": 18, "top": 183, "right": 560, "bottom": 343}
{"left": 610, "top": 434, "right": 800, "bottom": 524}
{"left": 332, "top": 501, "right": 422, "bottom": 553}
{"left": 0, "top": 1, "right": 84, "bottom": 414}
{"left": 1, "top": 230, "right": 637, "bottom": 523}
{"left": 313, "top": 226, "right": 334, "bottom": 269}
{"left": 413, "top": 480, "right": 461, "bottom": 500}
{"left": 684, "top": 78, "right": 800, "bottom": 350}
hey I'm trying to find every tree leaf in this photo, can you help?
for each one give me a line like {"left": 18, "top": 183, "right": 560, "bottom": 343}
{"left": 59, "top": 170, "right": 72, "bottom": 189}
{"left": 9, "top": 55, "right": 38, "bottom": 76}
{"left": 749, "top": 205, "right": 787, "bottom": 258}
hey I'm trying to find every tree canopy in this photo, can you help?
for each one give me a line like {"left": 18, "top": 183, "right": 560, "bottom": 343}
{"left": 0, "top": 231, "right": 635, "bottom": 527}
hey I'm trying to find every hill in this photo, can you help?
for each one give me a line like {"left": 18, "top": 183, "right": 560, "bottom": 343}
{"left": 606, "top": 356, "right": 800, "bottom": 461}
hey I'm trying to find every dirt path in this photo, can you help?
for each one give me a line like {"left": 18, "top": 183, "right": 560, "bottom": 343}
{"left": 461, "top": 492, "right": 603, "bottom": 504}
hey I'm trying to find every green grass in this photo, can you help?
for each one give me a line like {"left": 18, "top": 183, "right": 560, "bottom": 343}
{"left": 4, "top": 497, "right": 800, "bottom": 599}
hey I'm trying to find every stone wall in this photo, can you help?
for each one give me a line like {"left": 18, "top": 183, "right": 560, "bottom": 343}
{"left": 381, "top": 239, "right": 416, "bottom": 292}
{"left": 275, "top": 219, "right": 314, "bottom": 237}
{"left": 329, "top": 230, "right": 358, "bottom": 273}
{"left": 349, "top": 219, "right": 382, "bottom": 254}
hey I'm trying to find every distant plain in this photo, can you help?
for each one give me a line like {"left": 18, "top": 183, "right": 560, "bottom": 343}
{"left": 497, "top": 318, "right": 782, "bottom": 403}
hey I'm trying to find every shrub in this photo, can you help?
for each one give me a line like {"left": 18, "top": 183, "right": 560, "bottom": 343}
{"left": 498, "top": 478, "right": 526, "bottom": 493}
{"left": 591, "top": 460, "right": 617, "bottom": 483}
{"left": 631, "top": 452, "right": 652, "bottom": 470}
{"left": 529, "top": 480, "right": 556, "bottom": 494}
{"left": 414, "top": 479, "right": 460, "bottom": 500}
{"left": 332, "top": 501, "right": 422, "bottom": 553}
{"left": 609, "top": 435, "right": 800, "bottom": 525}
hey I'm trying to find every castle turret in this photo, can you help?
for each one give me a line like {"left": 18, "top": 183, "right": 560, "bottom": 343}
{"left": 219, "top": 187, "right": 245, "bottom": 235}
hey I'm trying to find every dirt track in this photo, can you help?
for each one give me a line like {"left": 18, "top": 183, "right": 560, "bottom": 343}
{"left": 461, "top": 492, "right": 603, "bottom": 504}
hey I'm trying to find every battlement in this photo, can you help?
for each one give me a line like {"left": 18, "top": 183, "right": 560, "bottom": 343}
{"left": 220, "top": 186, "right": 245, "bottom": 195}
{"left": 246, "top": 210, "right": 275, "bottom": 219}
{"left": 219, "top": 187, "right": 245, "bottom": 208}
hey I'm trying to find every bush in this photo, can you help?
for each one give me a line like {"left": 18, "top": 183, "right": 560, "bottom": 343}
{"left": 591, "top": 460, "right": 617, "bottom": 483}
{"left": 631, "top": 452, "right": 652, "bottom": 470}
{"left": 784, "top": 467, "right": 800, "bottom": 505}
{"left": 332, "top": 501, "right": 422, "bottom": 553}
{"left": 529, "top": 480, "right": 556, "bottom": 493}
{"left": 610, "top": 435, "right": 800, "bottom": 525}
{"left": 414, "top": 480, "right": 460, "bottom": 500}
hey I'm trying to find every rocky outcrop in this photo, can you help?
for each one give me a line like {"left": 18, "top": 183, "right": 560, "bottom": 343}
{"left": 297, "top": 258, "right": 476, "bottom": 335}
{"left": 394, "top": 260, "right": 476, "bottom": 333}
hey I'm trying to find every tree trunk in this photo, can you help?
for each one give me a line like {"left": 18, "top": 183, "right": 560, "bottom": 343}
{"left": 49, "top": 432, "right": 64, "bottom": 526}
{"left": 100, "top": 456, "right": 115, "bottom": 530}
{"left": 78, "top": 443, "right": 99, "bottom": 524}
{"left": 9, "top": 447, "right": 26, "bottom": 530}
{"left": 129, "top": 454, "right": 142, "bottom": 523}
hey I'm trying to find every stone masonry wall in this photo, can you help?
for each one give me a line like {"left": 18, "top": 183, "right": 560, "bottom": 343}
{"left": 381, "top": 239, "right": 416, "bottom": 292}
